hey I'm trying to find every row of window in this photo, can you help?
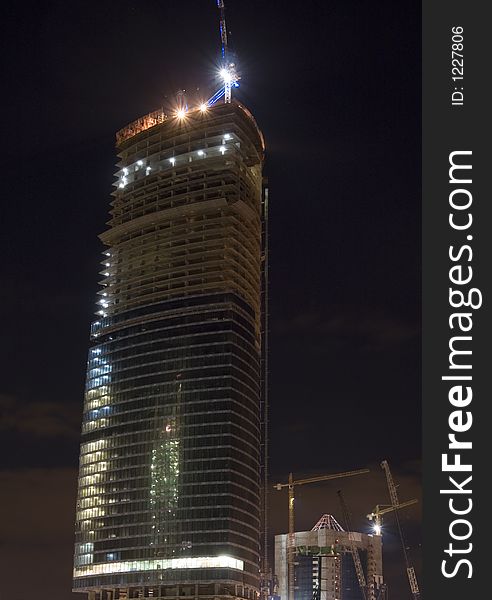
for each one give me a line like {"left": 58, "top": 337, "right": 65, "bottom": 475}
{"left": 85, "top": 358, "right": 259, "bottom": 401}
{"left": 83, "top": 393, "right": 260, "bottom": 437}
{"left": 78, "top": 467, "right": 258, "bottom": 499}
{"left": 82, "top": 403, "right": 260, "bottom": 441}
{"left": 77, "top": 479, "right": 258, "bottom": 517}
{"left": 88, "top": 339, "right": 259, "bottom": 375}
{"left": 82, "top": 409, "right": 259, "bottom": 443}
{"left": 92, "top": 292, "right": 256, "bottom": 334}
{"left": 74, "top": 508, "right": 259, "bottom": 541}
{"left": 80, "top": 453, "right": 258, "bottom": 485}
{"left": 82, "top": 421, "right": 260, "bottom": 461}
{"left": 74, "top": 538, "right": 259, "bottom": 569}
{"left": 74, "top": 555, "right": 244, "bottom": 579}
{"left": 92, "top": 310, "right": 258, "bottom": 351}
{"left": 74, "top": 567, "right": 259, "bottom": 590}
{"left": 76, "top": 493, "right": 259, "bottom": 529}
{"left": 82, "top": 525, "right": 259, "bottom": 554}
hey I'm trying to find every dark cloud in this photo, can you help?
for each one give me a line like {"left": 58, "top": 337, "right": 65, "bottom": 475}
{"left": 0, "top": 394, "right": 80, "bottom": 439}
{"left": 0, "top": 468, "right": 79, "bottom": 600}
{"left": 275, "top": 309, "right": 418, "bottom": 349}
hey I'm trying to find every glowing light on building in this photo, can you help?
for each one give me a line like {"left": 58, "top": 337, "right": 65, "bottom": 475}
{"left": 150, "top": 380, "right": 181, "bottom": 551}
{"left": 220, "top": 68, "right": 232, "bottom": 83}
{"left": 74, "top": 555, "right": 244, "bottom": 578}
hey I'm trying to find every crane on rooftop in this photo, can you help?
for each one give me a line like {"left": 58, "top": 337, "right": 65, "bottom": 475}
{"left": 217, "top": 0, "right": 228, "bottom": 61}
{"left": 207, "top": 1, "right": 240, "bottom": 106}
{"left": 274, "top": 468, "right": 370, "bottom": 600}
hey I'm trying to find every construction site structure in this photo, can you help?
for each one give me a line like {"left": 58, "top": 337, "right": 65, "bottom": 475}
{"left": 72, "top": 98, "right": 266, "bottom": 600}
{"left": 274, "top": 516, "right": 384, "bottom": 600}
{"left": 337, "top": 491, "right": 368, "bottom": 600}
{"left": 274, "top": 470, "right": 370, "bottom": 600}
{"left": 380, "top": 461, "right": 420, "bottom": 600}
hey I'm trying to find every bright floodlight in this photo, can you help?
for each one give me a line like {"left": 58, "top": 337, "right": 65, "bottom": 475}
{"left": 199, "top": 103, "right": 208, "bottom": 113}
{"left": 176, "top": 108, "right": 186, "bottom": 119}
{"left": 197, "top": 150, "right": 205, "bottom": 156}
{"left": 374, "top": 524, "right": 382, "bottom": 536}
{"left": 220, "top": 68, "right": 232, "bottom": 83}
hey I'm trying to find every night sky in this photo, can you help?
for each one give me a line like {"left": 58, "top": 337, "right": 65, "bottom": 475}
{"left": 1, "top": 1, "right": 421, "bottom": 598}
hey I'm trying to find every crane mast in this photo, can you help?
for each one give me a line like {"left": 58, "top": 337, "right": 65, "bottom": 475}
{"left": 337, "top": 490, "right": 368, "bottom": 600}
{"left": 217, "top": 0, "right": 228, "bottom": 60}
{"left": 381, "top": 460, "right": 421, "bottom": 600}
{"left": 215, "top": 0, "right": 238, "bottom": 103}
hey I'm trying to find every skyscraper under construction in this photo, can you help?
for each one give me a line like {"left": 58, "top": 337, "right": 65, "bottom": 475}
{"left": 72, "top": 99, "right": 265, "bottom": 600}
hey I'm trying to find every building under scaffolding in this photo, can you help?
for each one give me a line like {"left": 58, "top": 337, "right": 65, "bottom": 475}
{"left": 275, "top": 515, "right": 384, "bottom": 600}
{"left": 72, "top": 100, "right": 266, "bottom": 600}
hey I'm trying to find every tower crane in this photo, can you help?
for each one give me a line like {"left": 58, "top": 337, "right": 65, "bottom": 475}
{"left": 381, "top": 460, "right": 421, "bottom": 600}
{"left": 367, "top": 499, "right": 418, "bottom": 536}
{"left": 274, "top": 468, "right": 370, "bottom": 600}
{"left": 206, "top": 1, "right": 240, "bottom": 106}
{"left": 337, "top": 490, "right": 368, "bottom": 600}
{"left": 216, "top": 0, "right": 239, "bottom": 103}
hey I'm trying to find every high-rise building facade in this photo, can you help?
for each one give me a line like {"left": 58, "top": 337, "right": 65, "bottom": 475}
{"left": 73, "top": 101, "right": 265, "bottom": 600}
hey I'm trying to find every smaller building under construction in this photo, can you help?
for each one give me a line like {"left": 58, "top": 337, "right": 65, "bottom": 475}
{"left": 275, "top": 515, "right": 383, "bottom": 600}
